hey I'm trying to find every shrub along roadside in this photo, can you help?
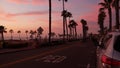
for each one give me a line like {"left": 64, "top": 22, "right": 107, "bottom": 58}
{"left": 3, "top": 41, "right": 28, "bottom": 49}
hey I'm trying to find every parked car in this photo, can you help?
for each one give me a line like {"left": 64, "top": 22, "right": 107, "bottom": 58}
{"left": 97, "top": 31, "right": 120, "bottom": 68}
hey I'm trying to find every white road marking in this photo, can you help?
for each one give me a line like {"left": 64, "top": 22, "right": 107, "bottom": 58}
{"left": 52, "top": 56, "right": 67, "bottom": 63}
{"left": 35, "top": 55, "right": 67, "bottom": 63}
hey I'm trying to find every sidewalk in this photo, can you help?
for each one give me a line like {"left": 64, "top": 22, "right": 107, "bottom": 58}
{"left": 0, "top": 46, "right": 35, "bottom": 54}
{"left": 0, "top": 40, "right": 93, "bottom": 54}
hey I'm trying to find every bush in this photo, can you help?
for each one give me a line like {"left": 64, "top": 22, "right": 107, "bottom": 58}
{"left": 3, "top": 41, "right": 28, "bottom": 48}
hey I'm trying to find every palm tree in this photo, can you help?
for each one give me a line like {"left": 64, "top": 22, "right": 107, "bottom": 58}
{"left": 61, "top": 10, "right": 69, "bottom": 40}
{"left": 80, "top": 19, "right": 88, "bottom": 41}
{"left": 51, "top": 32, "right": 56, "bottom": 40}
{"left": 9, "top": 29, "right": 14, "bottom": 40}
{"left": 17, "top": 30, "right": 21, "bottom": 40}
{"left": 61, "top": 10, "right": 67, "bottom": 39}
{"left": 99, "top": 0, "right": 113, "bottom": 31}
{"left": 98, "top": 9, "right": 106, "bottom": 35}
{"left": 112, "top": 0, "right": 119, "bottom": 29}
{"left": 59, "top": 0, "right": 68, "bottom": 41}
{"left": 67, "top": 11, "right": 72, "bottom": 22}
{"left": 66, "top": 11, "right": 72, "bottom": 39}
{"left": 34, "top": 31, "right": 37, "bottom": 39}
{"left": 68, "top": 23, "right": 72, "bottom": 38}
{"left": 37, "top": 27, "right": 44, "bottom": 40}
{"left": 29, "top": 30, "right": 34, "bottom": 40}
{"left": 25, "top": 30, "right": 28, "bottom": 40}
{"left": 0, "top": 25, "right": 6, "bottom": 42}
{"left": 73, "top": 21, "right": 78, "bottom": 38}
{"left": 69, "top": 20, "right": 78, "bottom": 39}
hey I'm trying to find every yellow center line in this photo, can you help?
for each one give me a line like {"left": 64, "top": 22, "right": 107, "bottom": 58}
{"left": 0, "top": 45, "right": 73, "bottom": 68}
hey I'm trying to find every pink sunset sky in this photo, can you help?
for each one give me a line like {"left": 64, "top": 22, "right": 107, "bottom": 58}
{"left": 0, "top": 0, "right": 107, "bottom": 39}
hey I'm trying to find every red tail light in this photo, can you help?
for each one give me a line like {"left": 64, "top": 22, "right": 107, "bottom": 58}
{"left": 101, "top": 55, "right": 120, "bottom": 66}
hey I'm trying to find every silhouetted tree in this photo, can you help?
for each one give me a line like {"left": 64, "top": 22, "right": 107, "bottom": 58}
{"left": 29, "top": 30, "right": 34, "bottom": 40}
{"left": 112, "top": 0, "right": 119, "bottom": 29}
{"left": 61, "top": 10, "right": 70, "bottom": 40}
{"left": 25, "top": 30, "right": 28, "bottom": 40}
{"left": 62, "top": 10, "right": 73, "bottom": 40}
{"left": 68, "top": 23, "right": 72, "bottom": 38}
{"left": 69, "top": 20, "right": 78, "bottom": 39}
{"left": 67, "top": 11, "right": 72, "bottom": 22}
{"left": 17, "top": 30, "right": 21, "bottom": 40}
{"left": 34, "top": 31, "right": 37, "bottom": 39}
{"left": 0, "top": 25, "right": 6, "bottom": 42}
{"left": 37, "top": 27, "right": 44, "bottom": 40}
{"left": 9, "top": 29, "right": 14, "bottom": 40}
{"left": 98, "top": 9, "right": 106, "bottom": 35}
{"left": 66, "top": 11, "right": 72, "bottom": 39}
{"left": 80, "top": 19, "right": 88, "bottom": 41}
{"left": 59, "top": 0, "right": 68, "bottom": 41}
{"left": 99, "top": 0, "right": 113, "bottom": 31}
{"left": 50, "top": 32, "right": 56, "bottom": 40}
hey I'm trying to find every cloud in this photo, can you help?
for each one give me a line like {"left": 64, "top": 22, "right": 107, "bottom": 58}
{"left": 6, "top": 10, "right": 59, "bottom": 17}
{"left": 0, "top": 6, "right": 15, "bottom": 21}
{"left": 7, "top": 0, "right": 47, "bottom": 5}
{"left": 7, "top": 0, "right": 30, "bottom": 4}
{"left": 6, "top": 11, "right": 48, "bottom": 17}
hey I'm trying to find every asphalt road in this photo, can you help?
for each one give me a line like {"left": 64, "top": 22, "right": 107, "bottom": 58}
{"left": 0, "top": 40, "right": 96, "bottom": 68}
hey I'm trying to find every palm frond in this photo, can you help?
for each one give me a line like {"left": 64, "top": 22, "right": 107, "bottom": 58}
{"left": 112, "top": 0, "right": 115, "bottom": 7}
{"left": 99, "top": 8, "right": 105, "bottom": 12}
{"left": 104, "top": 0, "right": 107, "bottom": 3}
{"left": 65, "top": 0, "right": 68, "bottom": 2}
{"left": 99, "top": 2, "right": 106, "bottom": 6}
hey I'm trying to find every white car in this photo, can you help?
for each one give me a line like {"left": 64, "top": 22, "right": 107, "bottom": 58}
{"left": 97, "top": 31, "right": 120, "bottom": 68}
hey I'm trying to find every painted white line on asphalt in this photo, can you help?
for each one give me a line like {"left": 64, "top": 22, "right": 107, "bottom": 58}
{"left": 36, "top": 55, "right": 67, "bottom": 63}
{"left": 87, "top": 63, "right": 90, "bottom": 68}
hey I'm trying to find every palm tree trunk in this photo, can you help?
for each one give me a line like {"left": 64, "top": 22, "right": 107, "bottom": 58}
{"left": 26, "top": 33, "right": 28, "bottom": 40}
{"left": 100, "top": 23, "right": 104, "bottom": 35}
{"left": 63, "top": 17, "right": 65, "bottom": 41}
{"left": 75, "top": 26, "right": 77, "bottom": 39}
{"left": 1, "top": 33, "right": 4, "bottom": 42}
{"left": 19, "top": 34, "right": 21, "bottom": 40}
{"left": 73, "top": 27, "right": 75, "bottom": 39}
{"left": 11, "top": 33, "right": 13, "bottom": 40}
{"left": 83, "top": 25, "right": 85, "bottom": 41}
{"left": 65, "top": 18, "right": 68, "bottom": 40}
{"left": 69, "top": 27, "right": 72, "bottom": 39}
{"left": 108, "top": 7, "right": 112, "bottom": 31}
{"left": 115, "top": 0, "right": 119, "bottom": 29}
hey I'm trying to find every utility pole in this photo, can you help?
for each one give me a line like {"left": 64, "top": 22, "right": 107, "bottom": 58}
{"left": 49, "top": 0, "right": 52, "bottom": 44}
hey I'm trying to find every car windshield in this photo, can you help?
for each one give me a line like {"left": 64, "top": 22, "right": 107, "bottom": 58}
{"left": 114, "top": 35, "right": 120, "bottom": 52}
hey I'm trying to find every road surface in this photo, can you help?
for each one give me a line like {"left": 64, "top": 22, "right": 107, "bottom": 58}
{"left": 0, "top": 40, "right": 96, "bottom": 68}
